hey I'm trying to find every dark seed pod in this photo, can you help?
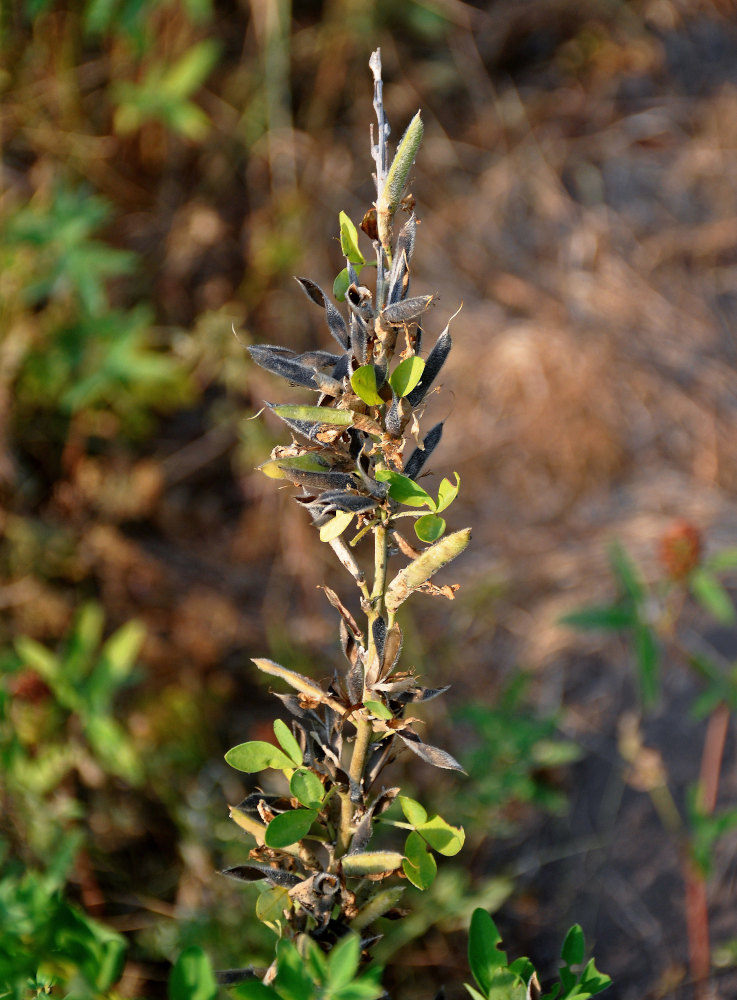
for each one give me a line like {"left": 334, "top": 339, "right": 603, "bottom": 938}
{"left": 406, "top": 328, "right": 451, "bottom": 407}
{"left": 248, "top": 345, "right": 323, "bottom": 389}
{"left": 295, "top": 276, "right": 350, "bottom": 349}
{"left": 332, "top": 353, "right": 351, "bottom": 381}
{"left": 294, "top": 350, "right": 342, "bottom": 368}
{"left": 372, "top": 615, "right": 387, "bottom": 664}
{"left": 350, "top": 313, "right": 368, "bottom": 365}
{"left": 404, "top": 421, "right": 443, "bottom": 479}
{"left": 381, "top": 294, "right": 433, "bottom": 325}
{"left": 385, "top": 391, "right": 402, "bottom": 437}
{"left": 286, "top": 469, "right": 355, "bottom": 490}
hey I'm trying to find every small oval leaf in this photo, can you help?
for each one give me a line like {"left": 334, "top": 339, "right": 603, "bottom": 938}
{"left": 402, "top": 830, "right": 437, "bottom": 890}
{"left": 435, "top": 473, "right": 460, "bottom": 514}
{"left": 225, "top": 741, "right": 295, "bottom": 773}
{"left": 319, "top": 510, "right": 354, "bottom": 543}
{"left": 375, "top": 469, "right": 434, "bottom": 508}
{"left": 290, "top": 768, "right": 325, "bottom": 809}
{"left": 351, "top": 365, "right": 384, "bottom": 406}
{"left": 389, "top": 356, "right": 425, "bottom": 397}
{"left": 264, "top": 808, "right": 318, "bottom": 849}
{"left": 399, "top": 795, "right": 428, "bottom": 828}
{"left": 415, "top": 514, "right": 446, "bottom": 543}
{"left": 339, "top": 211, "right": 365, "bottom": 264}
{"left": 273, "top": 719, "right": 303, "bottom": 767}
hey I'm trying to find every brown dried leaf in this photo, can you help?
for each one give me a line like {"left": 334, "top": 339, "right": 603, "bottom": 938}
{"left": 318, "top": 585, "right": 363, "bottom": 640}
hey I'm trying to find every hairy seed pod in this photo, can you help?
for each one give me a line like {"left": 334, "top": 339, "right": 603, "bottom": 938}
{"left": 406, "top": 327, "right": 452, "bottom": 407}
{"left": 295, "top": 276, "right": 350, "bottom": 349}
{"left": 404, "top": 422, "right": 443, "bottom": 479}
{"left": 385, "top": 528, "right": 471, "bottom": 613}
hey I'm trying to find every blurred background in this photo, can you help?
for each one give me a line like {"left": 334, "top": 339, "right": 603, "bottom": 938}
{"left": 3, "top": 1, "right": 737, "bottom": 997}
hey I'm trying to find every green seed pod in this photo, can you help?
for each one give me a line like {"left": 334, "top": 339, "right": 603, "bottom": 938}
{"left": 385, "top": 527, "right": 471, "bottom": 613}
{"left": 377, "top": 111, "right": 423, "bottom": 254}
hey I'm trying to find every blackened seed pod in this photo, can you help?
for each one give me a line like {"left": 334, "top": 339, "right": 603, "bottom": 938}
{"left": 404, "top": 421, "right": 443, "bottom": 480}
{"left": 372, "top": 615, "right": 387, "bottom": 664}
{"left": 385, "top": 390, "right": 402, "bottom": 437}
{"left": 381, "top": 294, "right": 433, "bottom": 325}
{"left": 295, "top": 276, "right": 350, "bottom": 349}
{"left": 406, "top": 327, "right": 451, "bottom": 407}
{"left": 294, "top": 350, "right": 342, "bottom": 368}
{"left": 248, "top": 345, "right": 323, "bottom": 389}
{"left": 350, "top": 313, "right": 368, "bottom": 365}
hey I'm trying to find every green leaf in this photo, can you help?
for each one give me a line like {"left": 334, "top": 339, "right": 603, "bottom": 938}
{"left": 364, "top": 699, "right": 393, "bottom": 720}
{"left": 334, "top": 267, "right": 352, "bottom": 301}
{"left": 272, "top": 405, "right": 355, "bottom": 426}
{"left": 327, "top": 932, "right": 361, "bottom": 990}
{"left": 341, "top": 851, "right": 404, "bottom": 876}
{"left": 560, "top": 924, "right": 585, "bottom": 967}
{"left": 468, "top": 909, "right": 507, "bottom": 996}
{"left": 264, "top": 808, "right": 318, "bottom": 849}
{"left": 577, "top": 957, "right": 613, "bottom": 997}
{"left": 389, "top": 357, "right": 425, "bottom": 397}
{"left": 402, "top": 830, "right": 437, "bottom": 890}
{"left": 399, "top": 796, "right": 428, "bottom": 827}
{"left": 350, "top": 366, "right": 384, "bottom": 406}
{"left": 559, "top": 605, "right": 635, "bottom": 631}
{"left": 320, "top": 511, "right": 354, "bottom": 543}
{"left": 225, "top": 741, "right": 295, "bottom": 773}
{"left": 418, "top": 815, "right": 465, "bottom": 856}
{"left": 290, "top": 768, "right": 325, "bottom": 809}
{"left": 232, "top": 983, "right": 281, "bottom": 1000}
{"left": 168, "top": 946, "right": 217, "bottom": 1000}
{"left": 256, "top": 885, "right": 291, "bottom": 930}
{"left": 160, "top": 41, "right": 220, "bottom": 99}
{"left": 375, "top": 469, "right": 434, "bottom": 508}
{"left": 609, "top": 541, "right": 645, "bottom": 605}
{"left": 705, "top": 547, "right": 737, "bottom": 572}
{"left": 14, "top": 636, "right": 59, "bottom": 682}
{"left": 690, "top": 568, "right": 736, "bottom": 625}
{"left": 435, "top": 473, "right": 460, "bottom": 514}
{"left": 415, "top": 513, "right": 446, "bottom": 543}
{"left": 98, "top": 619, "right": 145, "bottom": 686}
{"left": 339, "top": 211, "right": 365, "bottom": 264}
{"left": 634, "top": 622, "right": 659, "bottom": 708}
{"left": 274, "top": 938, "right": 316, "bottom": 1000}
{"left": 273, "top": 719, "right": 303, "bottom": 767}
{"left": 485, "top": 970, "right": 526, "bottom": 1000}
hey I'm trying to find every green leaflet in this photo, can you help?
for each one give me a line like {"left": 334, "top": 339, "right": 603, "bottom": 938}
{"left": 273, "top": 718, "right": 303, "bottom": 767}
{"left": 290, "top": 768, "right": 325, "bottom": 809}
{"left": 224, "top": 741, "right": 295, "bottom": 774}
{"left": 402, "top": 830, "right": 436, "bottom": 890}
{"left": 375, "top": 469, "right": 433, "bottom": 508}
{"left": 415, "top": 513, "right": 446, "bottom": 543}
{"left": 351, "top": 366, "right": 384, "bottom": 406}
{"left": 168, "top": 946, "right": 218, "bottom": 1000}
{"left": 339, "top": 211, "right": 365, "bottom": 264}
{"left": 264, "top": 808, "right": 318, "bottom": 849}
{"left": 389, "top": 356, "right": 425, "bottom": 397}
{"left": 319, "top": 511, "right": 354, "bottom": 543}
